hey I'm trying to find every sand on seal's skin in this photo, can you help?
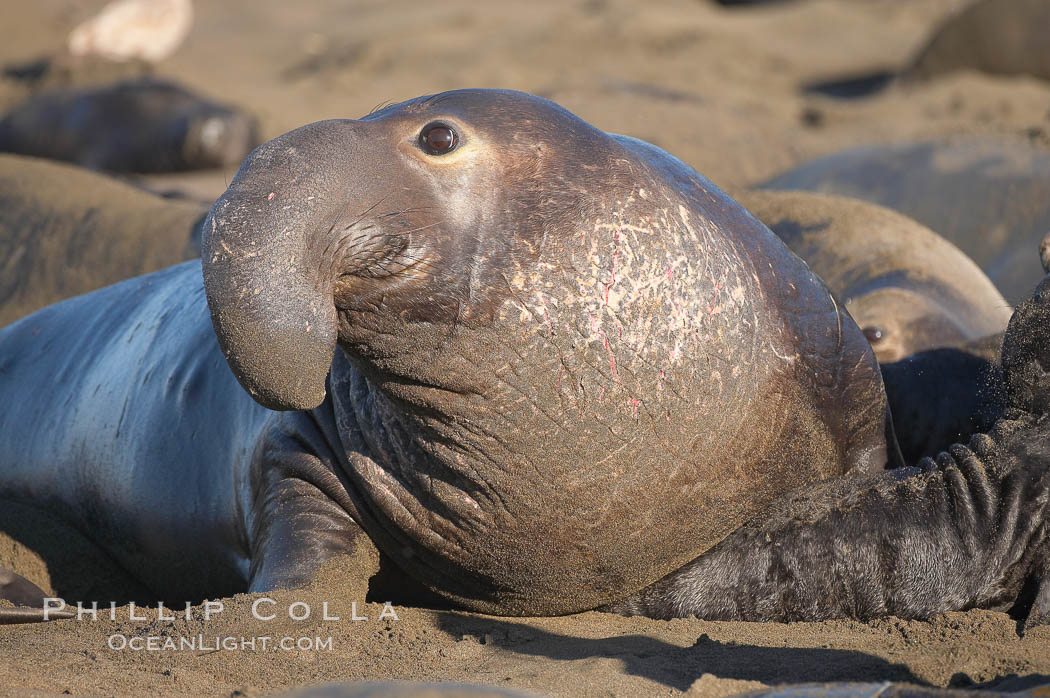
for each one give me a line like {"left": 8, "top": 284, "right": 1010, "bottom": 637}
{"left": 2, "top": 0, "right": 1050, "bottom": 695}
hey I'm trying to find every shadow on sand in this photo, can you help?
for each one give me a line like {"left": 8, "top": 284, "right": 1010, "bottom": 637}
{"left": 435, "top": 613, "right": 929, "bottom": 692}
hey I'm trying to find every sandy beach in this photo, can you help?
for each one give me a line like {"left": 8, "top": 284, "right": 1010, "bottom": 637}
{"left": 1, "top": 0, "right": 1049, "bottom": 695}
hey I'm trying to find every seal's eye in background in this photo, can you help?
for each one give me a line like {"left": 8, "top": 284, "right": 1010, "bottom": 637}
{"left": 862, "top": 326, "right": 886, "bottom": 344}
{"left": 419, "top": 122, "right": 458, "bottom": 155}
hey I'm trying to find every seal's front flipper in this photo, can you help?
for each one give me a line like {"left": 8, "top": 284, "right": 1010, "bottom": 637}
{"left": 0, "top": 567, "right": 73, "bottom": 624}
{"left": 248, "top": 417, "right": 371, "bottom": 594}
{"left": 248, "top": 472, "right": 370, "bottom": 593}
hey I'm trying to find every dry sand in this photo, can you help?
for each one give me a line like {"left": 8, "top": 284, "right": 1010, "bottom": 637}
{"left": 2, "top": 541, "right": 1049, "bottom": 697}
{"left": 1, "top": 0, "right": 1049, "bottom": 695}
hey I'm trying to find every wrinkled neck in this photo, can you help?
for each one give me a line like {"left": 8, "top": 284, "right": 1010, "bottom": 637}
{"left": 320, "top": 192, "right": 879, "bottom": 614}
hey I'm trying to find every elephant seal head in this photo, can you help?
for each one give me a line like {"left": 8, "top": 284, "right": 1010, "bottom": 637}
{"left": 201, "top": 89, "right": 636, "bottom": 411}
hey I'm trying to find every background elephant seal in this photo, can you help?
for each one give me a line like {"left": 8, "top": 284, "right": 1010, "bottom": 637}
{"left": 904, "top": 0, "right": 1050, "bottom": 84}
{"left": 0, "top": 77, "right": 259, "bottom": 172}
{"left": 732, "top": 189, "right": 1012, "bottom": 462}
{"left": 733, "top": 189, "right": 1012, "bottom": 363}
{"left": 762, "top": 136, "right": 1050, "bottom": 304}
{"left": 67, "top": 0, "right": 194, "bottom": 65}
{"left": 0, "top": 153, "right": 204, "bottom": 326}
{"left": 803, "top": 0, "right": 1050, "bottom": 98}
{"left": 0, "top": 89, "right": 897, "bottom": 618}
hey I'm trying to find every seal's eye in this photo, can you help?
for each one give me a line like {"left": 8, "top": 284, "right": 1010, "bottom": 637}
{"left": 419, "top": 122, "right": 458, "bottom": 155}
{"left": 862, "top": 326, "right": 886, "bottom": 344}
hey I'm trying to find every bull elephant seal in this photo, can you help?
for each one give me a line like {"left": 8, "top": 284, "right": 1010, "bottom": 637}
{"left": 2, "top": 90, "right": 1047, "bottom": 628}
{"left": 0, "top": 89, "right": 897, "bottom": 618}
{"left": 0, "top": 78, "right": 259, "bottom": 173}
{"left": 762, "top": 137, "right": 1050, "bottom": 303}
{"left": 905, "top": 0, "right": 1050, "bottom": 84}
{"left": 0, "top": 154, "right": 204, "bottom": 326}
{"left": 733, "top": 189, "right": 1012, "bottom": 363}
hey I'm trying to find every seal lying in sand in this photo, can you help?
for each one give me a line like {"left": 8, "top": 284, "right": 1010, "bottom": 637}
{"left": 67, "top": 0, "right": 194, "bottom": 65}
{"left": 733, "top": 189, "right": 1012, "bottom": 363}
{"left": 762, "top": 137, "right": 1050, "bottom": 304}
{"left": 0, "top": 568, "right": 74, "bottom": 625}
{"left": 0, "top": 568, "right": 44, "bottom": 612}
{"left": 905, "top": 0, "right": 1050, "bottom": 84}
{"left": 0, "top": 154, "right": 204, "bottom": 326}
{"left": 0, "top": 78, "right": 258, "bottom": 173}
{"left": 0, "top": 90, "right": 1045, "bottom": 627}
{"left": 806, "top": 0, "right": 1050, "bottom": 98}
{"left": 734, "top": 189, "right": 1012, "bottom": 462}
{"left": 0, "top": 89, "right": 895, "bottom": 616}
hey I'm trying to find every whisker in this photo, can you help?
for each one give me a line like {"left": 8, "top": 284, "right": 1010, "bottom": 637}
{"left": 323, "top": 196, "right": 361, "bottom": 239}
{"left": 386, "top": 221, "right": 444, "bottom": 237}
{"left": 342, "top": 194, "right": 392, "bottom": 231}
{"left": 368, "top": 99, "right": 396, "bottom": 116}
{"left": 374, "top": 206, "right": 437, "bottom": 219}
{"left": 425, "top": 90, "right": 482, "bottom": 108}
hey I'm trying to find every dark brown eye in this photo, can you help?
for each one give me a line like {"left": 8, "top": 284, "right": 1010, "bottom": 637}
{"left": 419, "top": 122, "right": 458, "bottom": 155}
{"left": 862, "top": 326, "right": 885, "bottom": 344}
